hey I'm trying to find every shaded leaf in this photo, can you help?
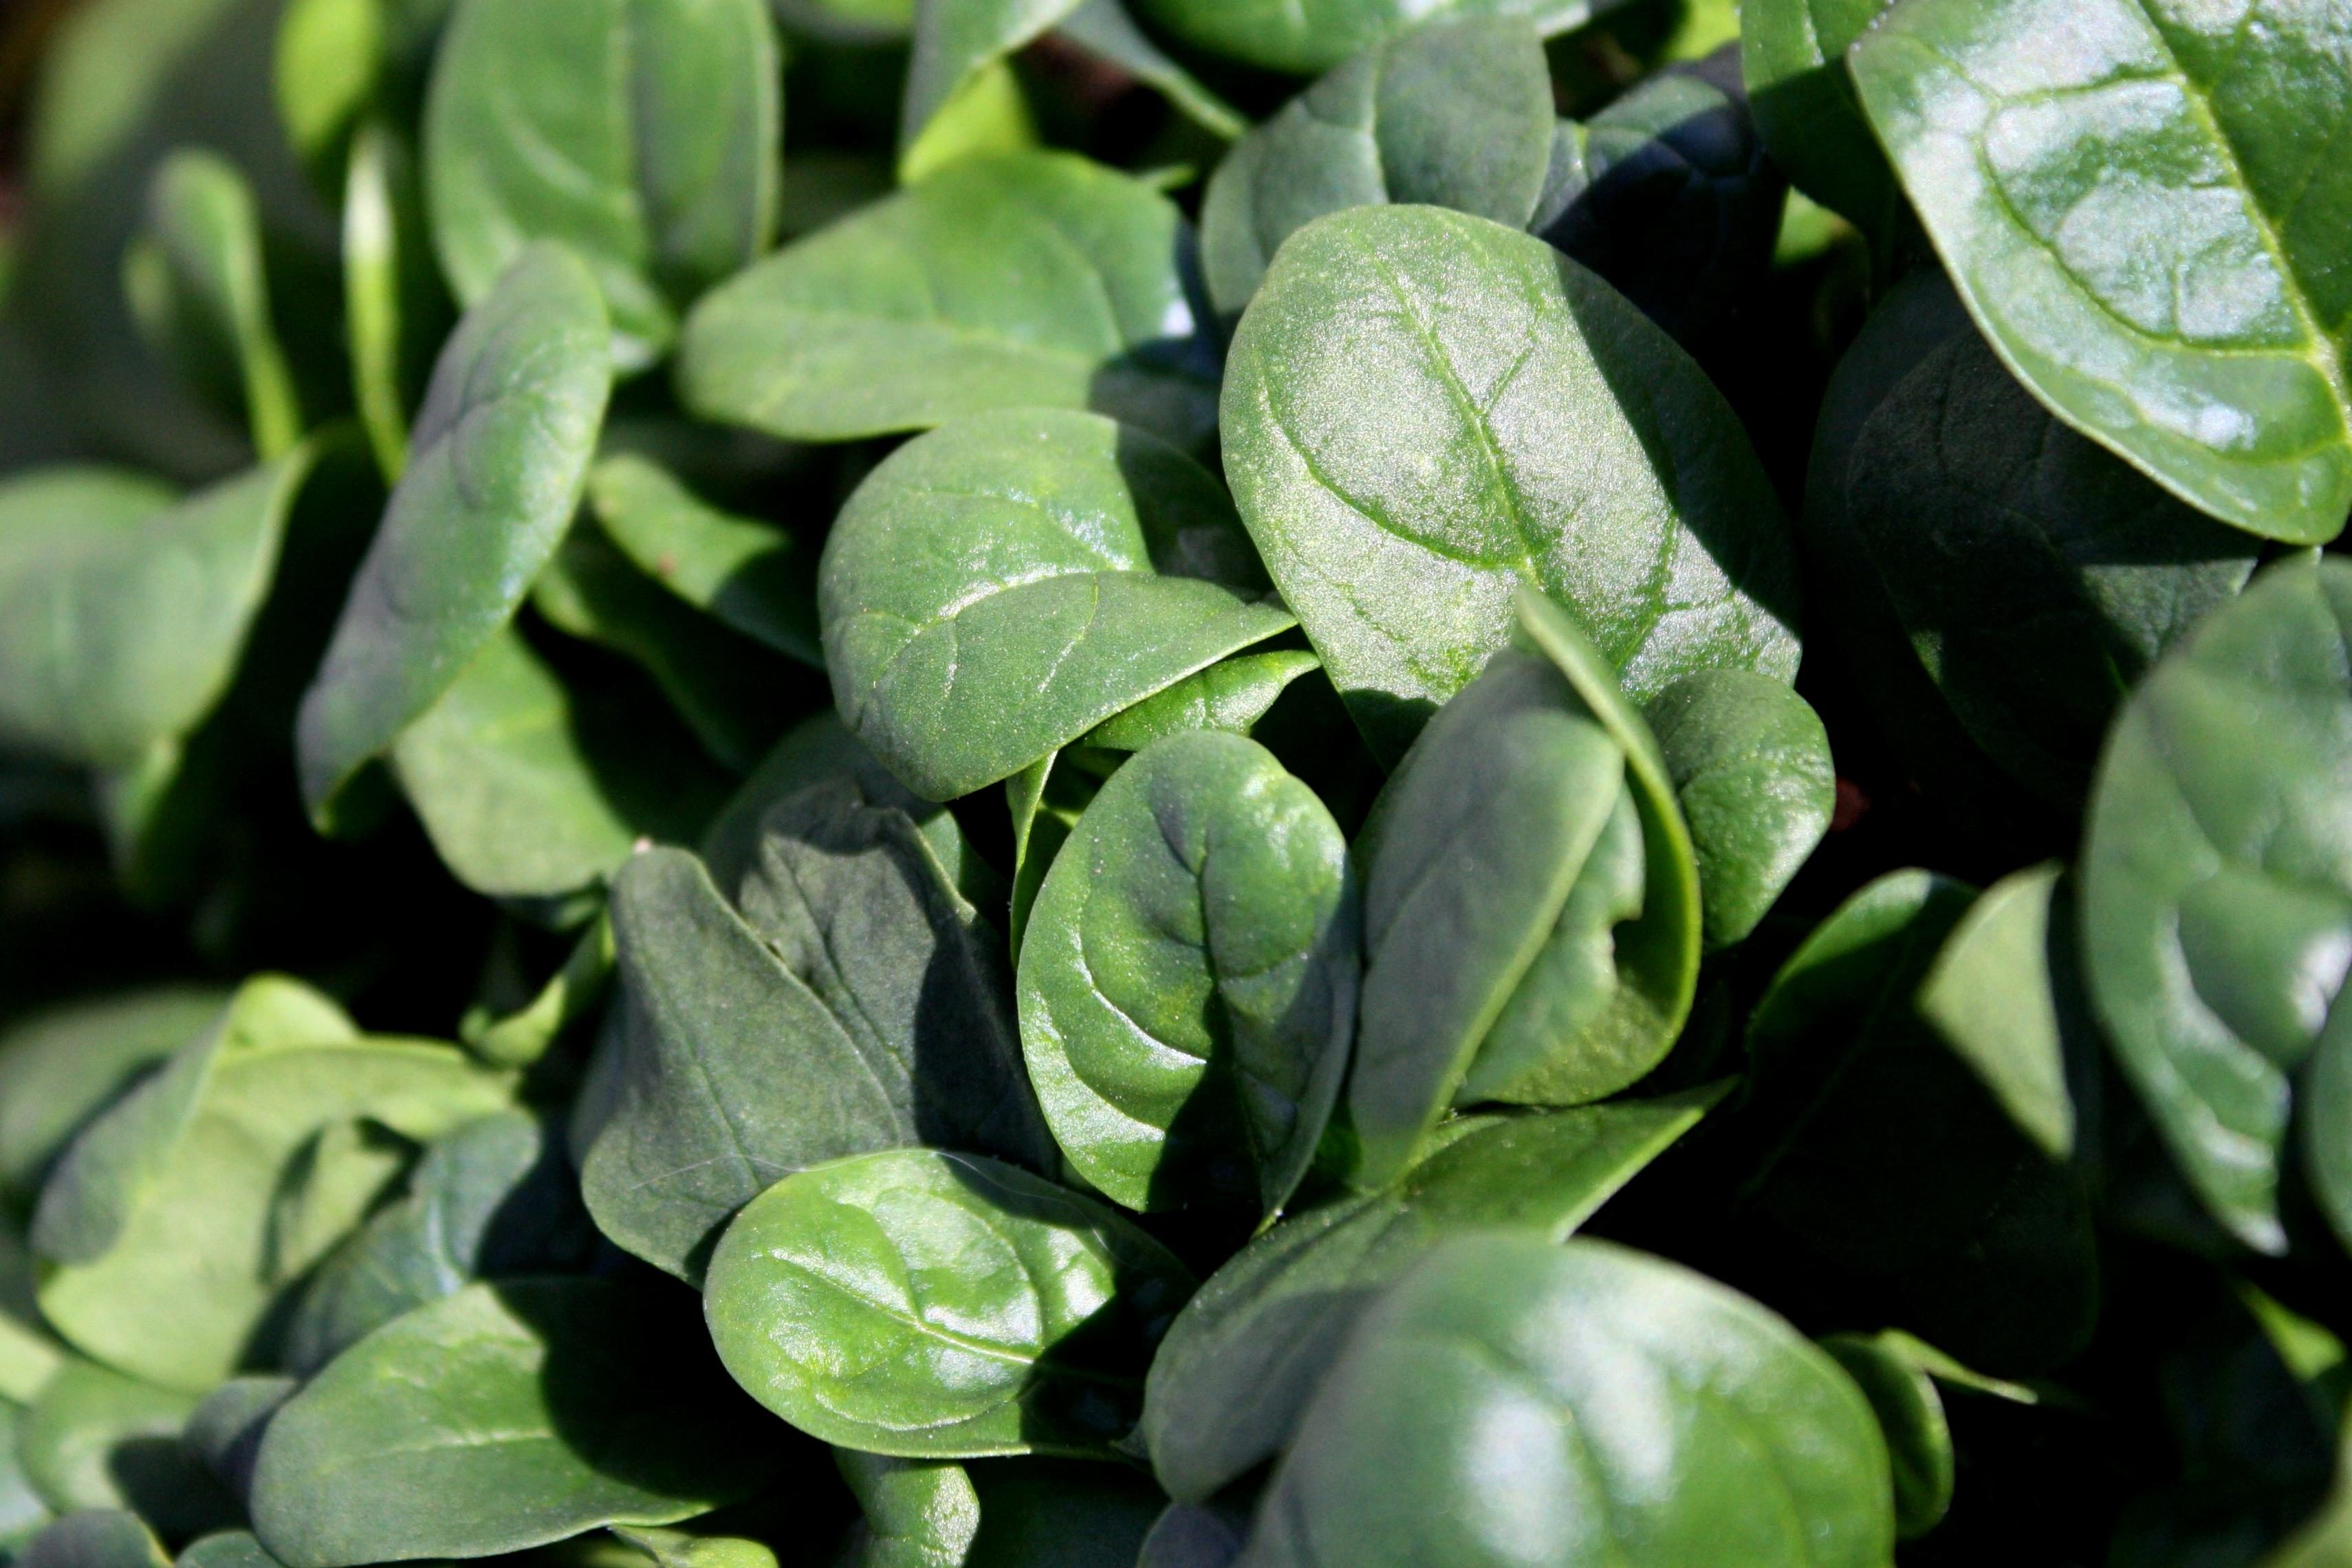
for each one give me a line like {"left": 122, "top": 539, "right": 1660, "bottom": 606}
{"left": 589, "top": 453, "right": 822, "bottom": 668}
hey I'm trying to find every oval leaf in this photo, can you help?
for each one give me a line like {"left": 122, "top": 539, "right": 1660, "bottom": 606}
{"left": 1133, "top": 0, "right": 1613, "bottom": 74}
{"left": 1739, "top": 0, "right": 1899, "bottom": 231}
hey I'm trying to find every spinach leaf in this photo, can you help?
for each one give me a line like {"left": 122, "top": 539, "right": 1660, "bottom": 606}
{"left": 676, "top": 153, "right": 1219, "bottom": 448}
{"left": 248, "top": 1278, "right": 793, "bottom": 1567}
{"left": 0, "top": 989, "right": 224, "bottom": 1212}
{"left": 296, "top": 242, "right": 613, "bottom": 825}
{"left": 0, "top": 1408, "right": 47, "bottom": 1551}
{"left": 175, "top": 1532, "right": 281, "bottom": 1568}
{"left": 184, "top": 1376, "right": 294, "bottom": 1505}
{"left": 1738, "top": 0, "right": 1899, "bottom": 233}
{"left": 1849, "top": 0, "right": 2352, "bottom": 541}
{"left": 702, "top": 1148, "right": 1195, "bottom": 1457}
{"left": 19, "top": 1362, "right": 236, "bottom": 1538}
{"left": 461, "top": 913, "right": 616, "bottom": 1069}
{"left": 15, "top": 1512, "right": 168, "bottom": 1568}
{"left": 1137, "top": 1501, "right": 1246, "bottom": 1568}
{"left": 1239, "top": 1234, "right": 1894, "bottom": 1567}
{"left": 1346, "top": 593, "right": 1700, "bottom": 1187}
{"left": 341, "top": 120, "right": 451, "bottom": 483}
{"left": 1644, "top": 669, "right": 1833, "bottom": 949}
{"left": 961, "top": 1459, "right": 1166, "bottom": 1567}
{"left": 1221, "top": 203, "right": 1800, "bottom": 763}
{"left": 1916, "top": 862, "right": 2084, "bottom": 1161}
{"left": 819, "top": 408, "right": 1295, "bottom": 801}
{"left": 1820, "top": 1331, "right": 1956, "bottom": 1540}
{"left": 1131, "top": 0, "right": 1621, "bottom": 74}
{"left": 1078, "top": 651, "right": 1322, "bottom": 752}
{"left": 834, "top": 1450, "right": 980, "bottom": 1568}
{"left": 1142, "top": 1089, "right": 1721, "bottom": 1502}
{"left": 1017, "top": 730, "right": 1358, "bottom": 1220}
{"left": 589, "top": 454, "right": 823, "bottom": 668}
{"left": 422, "top": 0, "right": 781, "bottom": 368}
{"left": 2081, "top": 555, "right": 2352, "bottom": 1254}
{"left": 1197, "top": 17, "right": 1555, "bottom": 317}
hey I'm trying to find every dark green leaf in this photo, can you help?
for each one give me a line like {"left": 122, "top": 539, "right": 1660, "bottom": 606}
{"left": 422, "top": 0, "right": 781, "bottom": 367}
{"left": 1916, "top": 862, "right": 2080, "bottom": 1160}
{"left": 1738, "top": 0, "right": 1899, "bottom": 232}
{"left": 1136, "top": 1501, "right": 1245, "bottom": 1568}
{"left": 19, "top": 1362, "right": 237, "bottom": 1538}
{"left": 1239, "top": 1234, "right": 1893, "bottom": 1567}
{"left": 1221, "top": 203, "right": 1800, "bottom": 763}
{"left": 677, "top": 153, "right": 1219, "bottom": 448}
{"left": 1849, "top": 0, "right": 2352, "bottom": 541}
{"left": 184, "top": 1376, "right": 294, "bottom": 1505}
{"left": 1018, "top": 730, "right": 1358, "bottom": 1219}
{"left": 819, "top": 408, "right": 1295, "bottom": 801}
{"left": 296, "top": 242, "right": 613, "bottom": 825}
{"left": 834, "top": 1450, "right": 979, "bottom": 1568}
{"left": 1198, "top": 17, "right": 1554, "bottom": 316}
{"left": 702, "top": 1148, "right": 1194, "bottom": 1457}
{"left": 1819, "top": 1331, "right": 1954, "bottom": 1540}
{"left": 1131, "top": 0, "right": 1622, "bottom": 74}
{"left": 1079, "top": 651, "right": 1321, "bottom": 752}
{"left": 175, "top": 1532, "right": 283, "bottom": 1568}
{"left": 16, "top": 1512, "right": 168, "bottom": 1568}
{"left": 0, "top": 988, "right": 224, "bottom": 1212}
{"left": 963, "top": 1459, "right": 1166, "bottom": 1568}
{"left": 589, "top": 454, "right": 822, "bottom": 668}
{"left": 248, "top": 1278, "right": 794, "bottom": 1567}
{"left": 1142, "top": 1090, "right": 1720, "bottom": 1501}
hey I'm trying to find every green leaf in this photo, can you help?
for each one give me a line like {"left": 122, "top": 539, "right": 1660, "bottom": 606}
{"left": 1142, "top": 1089, "right": 1720, "bottom": 1502}
{"left": 820, "top": 408, "right": 1296, "bottom": 801}
{"left": 1739, "top": 0, "right": 1899, "bottom": 232}
{"left": 0, "top": 1406, "right": 50, "bottom": 1549}
{"left": 704, "top": 1148, "right": 1195, "bottom": 1457}
{"left": 297, "top": 242, "right": 613, "bottom": 825}
{"left": 175, "top": 1532, "right": 284, "bottom": 1568}
{"left": 34, "top": 1008, "right": 513, "bottom": 1391}
{"left": 1221, "top": 204, "right": 1800, "bottom": 764}
{"left": 1005, "top": 753, "right": 1077, "bottom": 964}
{"left": 677, "top": 153, "right": 1219, "bottom": 448}
{"left": 185, "top": 1376, "right": 295, "bottom": 1505}
{"left": 19, "top": 1362, "right": 236, "bottom": 1538}
{"left": 285, "top": 1110, "right": 594, "bottom": 1375}
{"left": 611, "top": 1524, "right": 780, "bottom": 1568}
{"left": 1018, "top": 731, "right": 1358, "bottom": 1219}
{"left": 122, "top": 150, "right": 303, "bottom": 459}
{"left": 1830, "top": 279, "right": 2259, "bottom": 805}
{"left": 388, "top": 626, "right": 730, "bottom": 902}
{"left": 1916, "top": 862, "right": 2080, "bottom": 1159}
{"left": 1849, "top": 0, "right": 2352, "bottom": 542}
{"left": 1131, "top": 0, "right": 1622, "bottom": 74}
{"left": 422, "top": 0, "right": 782, "bottom": 367}
{"left": 16, "top": 1512, "right": 167, "bottom": 1568}
{"left": 589, "top": 454, "right": 822, "bottom": 668}
{"left": 834, "top": 1450, "right": 980, "bottom": 1568}
{"left": 1345, "top": 594, "right": 1701, "bottom": 1187}
{"left": 582, "top": 799, "right": 1052, "bottom": 1281}
{"left": 248, "top": 1278, "right": 793, "bottom": 1568}
{"left": 1819, "top": 1331, "right": 1955, "bottom": 1540}
{"left": 963, "top": 1460, "right": 1166, "bottom": 1567}
{"left": 898, "top": 61, "right": 1040, "bottom": 188}
{"left": 0, "top": 454, "right": 311, "bottom": 769}
{"left": 1197, "top": 17, "right": 1555, "bottom": 316}
{"left": 274, "top": 0, "right": 382, "bottom": 177}
{"left": 0, "top": 988, "right": 224, "bottom": 1211}
{"left": 1644, "top": 669, "right": 1833, "bottom": 948}
{"left": 2081, "top": 555, "right": 2352, "bottom": 1254}
{"left": 776, "top": 0, "right": 913, "bottom": 40}
{"left": 1050, "top": 3, "right": 1247, "bottom": 142}
{"left": 1240, "top": 1234, "right": 1894, "bottom": 1567}
{"left": 1079, "top": 651, "right": 1321, "bottom": 752}
{"left": 342, "top": 120, "right": 453, "bottom": 484}
{"left": 1136, "top": 1501, "right": 1245, "bottom": 1568}
{"left": 462, "top": 912, "right": 615, "bottom": 1069}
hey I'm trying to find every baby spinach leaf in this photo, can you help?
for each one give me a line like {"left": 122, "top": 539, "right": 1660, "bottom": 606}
{"left": 297, "top": 242, "right": 613, "bottom": 827}
{"left": 122, "top": 151, "right": 303, "bottom": 459}
{"left": 1849, "top": 0, "right": 2352, "bottom": 542}
{"left": 1644, "top": 669, "right": 1834, "bottom": 949}
{"left": 1916, "top": 862, "right": 2081, "bottom": 1160}
{"left": 0, "top": 454, "right": 310, "bottom": 770}
{"left": 1132, "top": 0, "right": 1620, "bottom": 74}
{"left": 184, "top": 1375, "right": 294, "bottom": 1505}
{"left": 961, "top": 1459, "right": 1167, "bottom": 1567}
{"left": 19, "top": 1362, "right": 237, "bottom": 1538}
{"left": 1739, "top": 0, "right": 1898, "bottom": 233}
{"left": 1240, "top": 1234, "right": 1893, "bottom": 1568}
{"left": 1018, "top": 730, "right": 1358, "bottom": 1219}
{"left": 820, "top": 408, "right": 1296, "bottom": 801}
{"left": 388, "top": 625, "right": 730, "bottom": 902}
{"left": 704, "top": 1150, "right": 1195, "bottom": 1458}
{"left": 834, "top": 1450, "right": 980, "bottom": 1568}
{"left": 776, "top": 0, "right": 912, "bottom": 39}
{"left": 2080, "top": 556, "right": 2352, "bottom": 1254}
{"left": 248, "top": 1278, "right": 793, "bottom": 1567}
{"left": 1078, "top": 651, "right": 1321, "bottom": 752}
{"left": 609, "top": 1523, "right": 781, "bottom": 1568}
{"left": 274, "top": 0, "right": 381, "bottom": 179}
{"left": 676, "top": 153, "right": 1219, "bottom": 448}
{"left": 582, "top": 794, "right": 1050, "bottom": 1281}
{"left": 1221, "top": 204, "right": 1800, "bottom": 763}
{"left": 1347, "top": 594, "right": 1700, "bottom": 1187}
{"left": 1137, "top": 1501, "right": 1245, "bottom": 1568}
{"left": 1820, "top": 1331, "right": 1956, "bottom": 1540}
{"left": 1005, "top": 754, "right": 1078, "bottom": 963}
{"left": 175, "top": 1532, "right": 281, "bottom": 1568}
{"left": 422, "top": 0, "right": 781, "bottom": 367}
{"left": 34, "top": 1013, "right": 514, "bottom": 1391}
{"left": 1197, "top": 17, "right": 1555, "bottom": 317}
{"left": 0, "top": 1408, "right": 48, "bottom": 1550}
{"left": 461, "top": 912, "right": 615, "bottom": 1069}
{"left": 285, "top": 1110, "right": 594, "bottom": 1375}
{"left": 589, "top": 454, "right": 822, "bottom": 668}
{"left": 1143, "top": 1089, "right": 1720, "bottom": 1502}
{"left": 15, "top": 1512, "right": 167, "bottom": 1568}
{"left": 342, "top": 120, "right": 451, "bottom": 483}
{"left": 0, "top": 988, "right": 224, "bottom": 1212}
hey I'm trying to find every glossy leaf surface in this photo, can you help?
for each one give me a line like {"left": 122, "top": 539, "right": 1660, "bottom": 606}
{"left": 1080, "top": 651, "right": 1321, "bottom": 752}
{"left": 1820, "top": 1331, "right": 1955, "bottom": 1540}
{"left": 834, "top": 1450, "right": 979, "bottom": 1568}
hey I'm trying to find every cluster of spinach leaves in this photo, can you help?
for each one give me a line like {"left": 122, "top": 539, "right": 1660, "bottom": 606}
{"left": 0, "top": 0, "right": 2346, "bottom": 1564}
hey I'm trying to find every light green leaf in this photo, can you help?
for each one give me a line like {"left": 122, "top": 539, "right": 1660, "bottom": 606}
{"left": 1221, "top": 204, "right": 1800, "bottom": 764}
{"left": 461, "top": 913, "right": 616, "bottom": 1069}
{"left": 820, "top": 408, "right": 1296, "bottom": 801}
{"left": 19, "top": 1363, "right": 235, "bottom": 1537}
{"left": 1819, "top": 1331, "right": 1954, "bottom": 1540}
{"left": 1199, "top": 17, "right": 1554, "bottom": 316}
{"left": 1132, "top": 0, "right": 1622, "bottom": 74}
{"left": 1142, "top": 1089, "right": 1721, "bottom": 1502}
{"left": 677, "top": 153, "right": 1219, "bottom": 448}
{"left": 589, "top": 454, "right": 821, "bottom": 667}
{"left": 611, "top": 1524, "right": 780, "bottom": 1568}
{"left": 0, "top": 988, "right": 224, "bottom": 1211}
{"left": 297, "top": 242, "right": 613, "bottom": 825}
{"left": 1849, "top": 0, "right": 2352, "bottom": 541}
{"left": 1916, "top": 862, "right": 2079, "bottom": 1160}
{"left": 17, "top": 1512, "right": 168, "bottom": 1568}
{"left": 249, "top": 1279, "right": 793, "bottom": 1568}
{"left": 185, "top": 1376, "right": 295, "bottom": 1505}
{"left": 1239, "top": 1235, "right": 1893, "bottom": 1568}
{"left": 704, "top": 1149, "right": 1195, "bottom": 1457}
{"left": 1051, "top": 2, "right": 1246, "bottom": 140}
{"left": 274, "top": 0, "right": 382, "bottom": 175}
{"left": 1080, "top": 651, "right": 1320, "bottom": 752}
{"left": 342, "top": 120, "right": 453, "bottom": 484}
{"left": 423, "top": 0, "right": 782, "bottom": 367}
{"left": 1019, "top": 731, "right": 1357, "bottom": 1219}
{"left": 834, "top": 1450, "right": 979, "bottom": 1568}
{"left": 1644, "top": 669, "right": 1833, "bottom": 948}
{"left": 0, "top": 1404, "right": 50, "bottom": 1548}
{"left": 2081, "top": 556, "right": 2352, "bottom": 1254}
